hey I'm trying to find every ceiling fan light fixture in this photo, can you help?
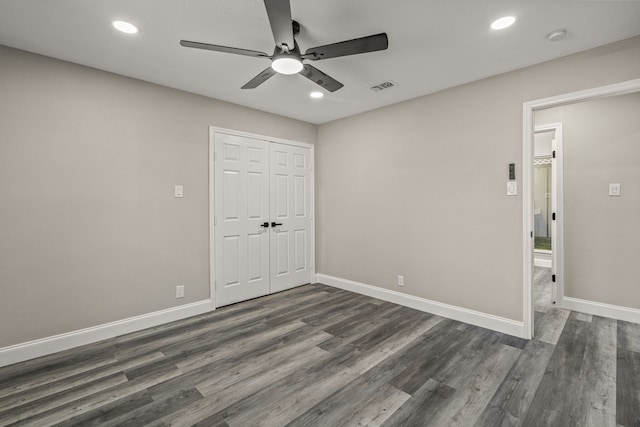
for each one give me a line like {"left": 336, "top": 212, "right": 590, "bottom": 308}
{"left": 112, "top": 20, "right": 139, "bottom": 34}
{"left": 271, "top": 56, "right": 303, "bottom": 75}
{"left": 310, "top": 91, "right": 324, "bottom": 99}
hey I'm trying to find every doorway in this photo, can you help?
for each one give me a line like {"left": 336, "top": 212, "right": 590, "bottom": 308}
{"left": 522, "top": 78, "right": 640, "bottom": 339}
{"left": 210, "top": 128, "right": 314, "bottom": 307}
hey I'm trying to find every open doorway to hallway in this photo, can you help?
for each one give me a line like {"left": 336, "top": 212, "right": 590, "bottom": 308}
{"left": 524, "top": 80, "right": 640, "bottom": 339}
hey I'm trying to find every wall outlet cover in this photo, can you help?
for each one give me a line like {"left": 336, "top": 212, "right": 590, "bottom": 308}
{"left": 609, "top": 183, "right": 621, "bottom": 196}
{"left": 176, "top": 285, "right": 185, "bottom": 298}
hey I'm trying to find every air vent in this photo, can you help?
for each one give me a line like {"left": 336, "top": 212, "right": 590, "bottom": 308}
{"left": 370, "top": 81, "right": 395, "bottom": 92}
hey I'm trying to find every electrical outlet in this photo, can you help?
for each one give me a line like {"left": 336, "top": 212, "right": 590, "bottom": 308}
{"left": 397, "top": 275, "right": 404, "bottom": 287}
{"left": 176, "top": 285, "right": 185, "bottom": 298}
{"left": 609, "top": 183, "right": 621, "bottom": 196}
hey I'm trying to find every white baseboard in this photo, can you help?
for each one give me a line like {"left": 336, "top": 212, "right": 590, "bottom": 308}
{"left": 563, "top": 297, "right": 640, "bottom": 324}
{"left": 316, "top": 274, "right": 525, "bottom": 338}
{"left": 0, "top": 299, "right": 214, "bottom": 368}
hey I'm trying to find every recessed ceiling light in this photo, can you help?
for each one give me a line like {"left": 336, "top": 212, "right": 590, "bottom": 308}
{"left": 112, "top": 20, "right": 139, "bottom": 34}
{"left": 310, "top": 91, "right": 324, "bottom": 99}
{"left": 491, "top": 16, "right": 516, "bottom": 30}
{"left": 547, "top": 29, "right": 567, "bottom": 42}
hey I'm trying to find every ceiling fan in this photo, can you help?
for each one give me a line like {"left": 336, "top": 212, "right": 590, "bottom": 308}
{"left": 179, "top": 0, "right": 389, "bottom": 92}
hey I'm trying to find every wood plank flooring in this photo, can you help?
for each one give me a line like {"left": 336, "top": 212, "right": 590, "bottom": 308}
{"left": 1, "top": 276, "right": 639, "bottom": 426}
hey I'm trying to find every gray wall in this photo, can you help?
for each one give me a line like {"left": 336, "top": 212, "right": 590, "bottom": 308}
{"left": 316, "top": 36, "right": 640, "bottom": 321}
{"left": 536, "top": 93, "right": 640, "bottom": 309}
{"left": 0, "top": 45, "right": 316, "bottom": 348}
{"left": 2, "top": 36, "right": 639, "bottom": 349}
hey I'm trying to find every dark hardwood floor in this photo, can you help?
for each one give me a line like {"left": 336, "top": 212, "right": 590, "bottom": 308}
{"left": 0, "top": 279, "right": 638, "bottom": 426}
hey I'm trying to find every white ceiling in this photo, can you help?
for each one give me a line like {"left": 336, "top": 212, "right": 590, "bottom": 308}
{"left": 1, "top": 0, "right": 639, "bottom": 124}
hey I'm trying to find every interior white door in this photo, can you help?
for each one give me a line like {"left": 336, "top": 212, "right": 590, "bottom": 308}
{"left": 269, "top": 142, "right": 313, "bottom": 293}
{"left": 551, "top": 135, "right": 559, "bottom": 305}
{"left": 214, "top": 132, "right": 270, "bottom": 306}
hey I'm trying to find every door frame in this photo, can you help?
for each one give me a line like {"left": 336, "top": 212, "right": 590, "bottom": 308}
{"left": 522, "top": 78, "right": 640, "bottom": 339}
{"left": 208, "top": 126, "right": 316, "bottom": 309}
{"left": 533, "top": 122, "right": 563, "bottom": 307}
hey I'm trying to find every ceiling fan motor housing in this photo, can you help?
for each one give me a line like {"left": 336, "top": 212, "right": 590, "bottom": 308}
{"left": 271, "top": 39, "right": 303, "bottom": 74}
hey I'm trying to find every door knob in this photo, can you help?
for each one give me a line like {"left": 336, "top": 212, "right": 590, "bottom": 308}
{"left": 271, "top": 222, "right": 283, "bottom": 227}
{"left": 260, "top": 222, "right": 269, "bottom": 228}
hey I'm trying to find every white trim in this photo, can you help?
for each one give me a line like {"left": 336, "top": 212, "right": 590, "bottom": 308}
{"left": 522, "top": 104, "right": 535, "bottom": 339}
{"left": 563, "top": 297, "right": 640, "bottom": 324}
{"left": 525, "top": 78, "right": 640, "bottom": 111}
{"left": 310, "top": 145, "right": 316, "bottom": 283}
{"left": 209, "top": 126, "right": 312, "bottom": 149}
{"left": 522, "top": 78, "right": 640, "bottom": 339}
{"left": 0, "top": 299, "right": 213, "bottom": 368}
{"left": 316, "top": 274, "right": 525, "bottom": 338}
{"left": 209, "top": 133, "right": 216, "bottom": 309}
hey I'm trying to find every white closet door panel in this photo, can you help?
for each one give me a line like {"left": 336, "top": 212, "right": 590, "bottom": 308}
{"left": 247, "top": 232, "right": 265, "bottom": 282}
{"left": 294, "top": 229, "right": 307, "bottom": 271}
{"left": 247, "top": 172, "right": 264, "bottom": 220}
{"left": 215, "top": 133, "right": 270, "bottom": 306}
{"left": 222, "top": 235, "right": 240, "bottom": 287}
{"left": 276, "top": 231, "right": 289, "bottom": 275}
{"left": 222, "top": 171, "right": 240, "bottom": 221}
{"left": 269, "top": 142, "right": 312, "bottom": 292}
{"left": 294, "top": 175, "right": 306, "bottom": 217}
{"left": 275, "top": 174, "right": 289, "bottom": 219}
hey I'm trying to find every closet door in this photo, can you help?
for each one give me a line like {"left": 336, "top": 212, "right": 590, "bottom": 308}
{"left": 269, "top": 142, "right": 313, "bottom": 292}
{"left": 214, "top": 133, "right": 270, "bottom": 306}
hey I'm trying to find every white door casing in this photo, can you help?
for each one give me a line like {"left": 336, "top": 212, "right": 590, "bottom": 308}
{"left": 270, "top": 142, "right": 313, "bottom": 293}
{"left": 522, "top": 79, "right": 640, "bottom": 339}
{"left": 214, "top": 132, "right": 270, "bottom": 306}
{"left": 211, "top": 129, "right": 314, "bottom": 307}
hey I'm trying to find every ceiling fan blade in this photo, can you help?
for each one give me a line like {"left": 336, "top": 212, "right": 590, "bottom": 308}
{"left": 180, "top": 40, "right": 270, "bottom": 58}
{"left": 303, "top": 33, "right": 388, "bottom": 61}
{"left": 263, "top": 0, "right": 295, "bottom": 50}
{"left": 299, "top": 64, "right": 344, "bottom": 92}
{"left": 241, "top": 67, "right": 278, "bottom": 89}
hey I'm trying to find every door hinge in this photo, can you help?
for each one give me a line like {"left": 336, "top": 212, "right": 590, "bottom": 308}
{"left": 552, "top": 150, "right": 556, "bottom": 159}
{"left": 552, "top": 274, "right": 556, "bottom": 283}
{"left": 214, "top": 217, "right": 217, "bottom": 226}
{"left": 531, "top": 231, "right": 533, "bottom": 238}
{"left": 552, "top": 212, "right": 556, "bottom": 221}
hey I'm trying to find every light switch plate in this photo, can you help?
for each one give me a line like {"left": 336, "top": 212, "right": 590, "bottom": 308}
{"left": 609, "top": 183, "right": 621, "bottom": 196}
{"left": 174, "top": 185, "right": 184, "bottom": 198}
{"left": 507, "top": 181, "right": 518, "bottom": 196}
